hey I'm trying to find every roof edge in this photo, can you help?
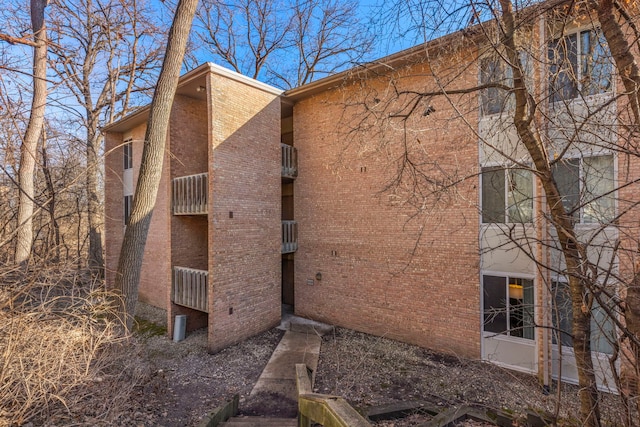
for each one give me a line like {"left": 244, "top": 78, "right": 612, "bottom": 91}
{"left": 103, "top": 62, "right": 283, "bottom": 133}
{"left": 204, "top": 62, "right": 283, "bottom": 96}
{"left": 283, "top": 28, "right": 483, "bottom": 102}
{"left": 284, "top": 0, "right": 570, "bottom": 102}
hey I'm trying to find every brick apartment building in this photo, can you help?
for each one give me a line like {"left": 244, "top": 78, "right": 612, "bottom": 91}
{"left": 104, "top": 3, "right": 639, "bottom": 392}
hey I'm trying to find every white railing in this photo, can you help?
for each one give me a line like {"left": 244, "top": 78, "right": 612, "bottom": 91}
{"left": 282, "top": 220, "right": 298, "bottom": 253}
{"left": 172, "top": 173, "right": 208, "bottom": 215}
{"left": 281, "top": 144, "right": 297, "bottom": 178}
{"left": 172, "top": 266, "right": 208, "bottom": 313}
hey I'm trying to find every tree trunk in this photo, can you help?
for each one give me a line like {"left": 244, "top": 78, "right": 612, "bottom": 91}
{"left": 599, "top": 0, "right": 640, "bottom": 411}
{"left": 41, "top": 128, "right": 61, "bottom": 262}
{"left": 15, "top": 0, "right": 47, "bottom": 265}
{"left": 87, "top": 126, "right": 104, "bottom": 276}
{"left": 499, "top": 2, "right": 601, "bottom": 425}
{"left": 113, "top": 0, "right": 199, "bottom": 331}
{"left": 598, "top": 0, "right": 640, "bottom": 127}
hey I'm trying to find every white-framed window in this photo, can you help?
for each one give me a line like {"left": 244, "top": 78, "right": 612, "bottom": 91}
{"left": 480, "top": 56, "right": 512, "bottom": 116}
{"left": 548, "top": 28, "right": 612, "bottom": 103}
{"left": 123, "top": 141, "right": 133, "bottom": 170}
{"left": 552, "top": 281, "right": 615, "bottom": 354}
{"left": 481, "top": 166, "right": 533, "bottom": 223}
{"left": 551, "top": 154, "right": 615, "bottom": 224}
{"left": 483, "top": 274, "right": 535, "bottom": 340}
{"left": 480, "top": 52, "right": 532, "bottom": 116}
{"left": 124, "top": 194, "right": 133, "bottom": 225}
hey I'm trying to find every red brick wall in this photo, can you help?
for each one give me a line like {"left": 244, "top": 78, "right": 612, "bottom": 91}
{"left": 293, "top": 56, "right": 482, "bottom": 358}
{"left": 207, "top": 72, "right": 282, "bottom": 352}
{"left": 138, "top": 133, "right": 172, "bottom": 309}
{"left": 169, "top": 95, "right": 210, "bottom": 333}
{"left": 170, "top": 95, "right": 209, "bottom": 271}
{"left": 104, "top": 130, "right": 124, "bottom": 292}
{"left": 615, "top": 96, "right": 640, "bottom": 388}
{"left": 104, "top": 121, "right": 172, "bottom": 311}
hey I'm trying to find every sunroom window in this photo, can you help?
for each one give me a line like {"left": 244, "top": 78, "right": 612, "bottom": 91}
{"left": 483, "top": 275, "right": 534, "bottom": 340}
{"left": 548, "top": 28, "right": 612, "bottom": 102}
{"left": 482, "top": 166, "right": 533, "bottom": 223}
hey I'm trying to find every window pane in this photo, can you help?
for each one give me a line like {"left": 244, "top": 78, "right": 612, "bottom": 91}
{"left": 591, "top": 296, "right": 615, "bottom": 354}
{"left": 552, "top": 159, "right": 580, "bottom": 222}
{"left": 552, "top": 282, "right": 574, "bottom": 347}
{"left": 124, "top": 142, "right": 133, "bottom": 170}
{"left": 124, "top": 195, "right": 133, "bottom": 225}
{"left": 549, "top": 33, "right": 578, "bottom": 102}
{"left": 509, "top": 278, "right": 534, "bottom": 340}
{"left": 483, "top": 275, "right": 507, "bottom": 335}
{"left": 482, "top": 167, "right": 505, "bottom": 223}
{"left": 583, "top": 155, "right": 614, "bottom": 223}
{"left": 480, "top": 58, "right": 511, "bottom": 115}
{"left": 581, "top": 30, "right": 612, "bottom": 96}
{"left": 508, "top": 168, "right": 533, "bottom": 223}
{"left": 553, "top": 281, "right": 616, "bottom": 354}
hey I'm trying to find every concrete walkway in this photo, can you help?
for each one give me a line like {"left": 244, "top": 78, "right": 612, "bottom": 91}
{"left": 250, "top": 330, "right": 321, "bottom": 402}
{"left": 246, "top": 315, "right": 333, "bottom": 417}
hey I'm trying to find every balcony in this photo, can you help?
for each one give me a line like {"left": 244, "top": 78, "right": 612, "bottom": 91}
{"left": 282, "top": 220, "right": 298, "bottom": 254}
{"left": 172, "top": 266, "right": 208, "bottom": 313}
{"left": 281, "top": 144, "right": 297, "bottom": 179}
{"left": 173, "top": 173, "right": 208, "bottom": 215}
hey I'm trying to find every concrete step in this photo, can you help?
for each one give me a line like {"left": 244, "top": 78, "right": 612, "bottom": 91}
{"left": 278, "top": 313, "right": 334, "bottom": 336}
{"left": 220, "top": 416, "right": 297, "bottom": 426}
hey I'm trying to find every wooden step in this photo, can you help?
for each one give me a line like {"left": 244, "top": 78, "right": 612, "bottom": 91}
{"left": 220, "top": 416, "right": 297, "bottom": 427}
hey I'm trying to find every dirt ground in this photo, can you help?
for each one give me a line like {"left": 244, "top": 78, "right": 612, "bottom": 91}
{"left": 101, "top": 304, "right": 626, "bottom": 426}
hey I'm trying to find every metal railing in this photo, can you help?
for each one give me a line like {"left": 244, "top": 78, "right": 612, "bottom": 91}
{"left": 172, "top": 173, "right": 208, "bottom": 215}
{"left": 172, "top": 266, "right": 208, "bottom": 313}
{"left": 282, "top": 220, "right": 298, "bottom": 254}
{"left": 282, "top": 143, "right": 298, "bottom": 178}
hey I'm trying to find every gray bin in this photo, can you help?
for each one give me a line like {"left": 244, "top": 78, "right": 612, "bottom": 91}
{"left": 173, "top": 314, "right": 187, "bottom": 342}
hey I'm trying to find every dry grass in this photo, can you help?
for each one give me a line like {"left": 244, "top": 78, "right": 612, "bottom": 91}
{"left": 0, "top": 263, "right": 147, "bottom": 426}
{"left": 315, "top": 327, "right": 634, "bottom": 426}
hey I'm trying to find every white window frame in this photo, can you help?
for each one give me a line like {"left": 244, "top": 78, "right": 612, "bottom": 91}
{"left": 550, "top": 279, "right": 616, "bottom": 356}
{"left": 548, "top": 27, "right": 613, "bottom": 103}
{"left": 479, "top": 56, "right": 513, "bottom": 116}
{"left": 551, "top": 154, "right": 615, "bottom": 225}
{"left": 482, "top": 272, "right": 536, "bottom": 342}
{"left": 481, "top": 164, "right": 534, "bottom": 224}
{"left": 123, "top": 140, "right": 133, "bottom": 170}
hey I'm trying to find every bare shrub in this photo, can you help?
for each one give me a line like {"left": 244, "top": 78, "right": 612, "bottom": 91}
{"left": 0, "top": 263, "right": 148, "bottom": 426}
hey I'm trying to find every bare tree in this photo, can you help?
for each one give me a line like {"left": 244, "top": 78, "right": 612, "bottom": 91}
{"left": 48, "top": 0, "right": 164, "bottom": 276}
{"left": 15, "top": 0, "right": 48, "bottom": 266}
{"left": 332, "top": 0, "right": 640, "bottom": 425}
{"left": 114, "top": 0, "right": 198, "bottom": 331}
{"left": 193, "top": 0, "right": 372, "bottom": 88}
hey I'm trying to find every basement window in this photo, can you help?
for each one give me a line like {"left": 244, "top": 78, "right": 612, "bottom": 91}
{"left": 552, "top": 281, "right": 615, "bottom": 354}
{"left": 483, "top": 275, "right": 534, "bottom": 340}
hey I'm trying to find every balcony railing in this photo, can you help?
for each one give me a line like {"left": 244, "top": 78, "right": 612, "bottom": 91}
{"left": 282, "top": 220, "right": 298, "bottom": 254}
{"left": 281, "top": 143, "right": 297, "bottom": 178}
{"left": 172, "top": 266, "right": 208, "bottom": 313}
{"left": 173, "top": 173, "right": 208, "bottom": 215}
